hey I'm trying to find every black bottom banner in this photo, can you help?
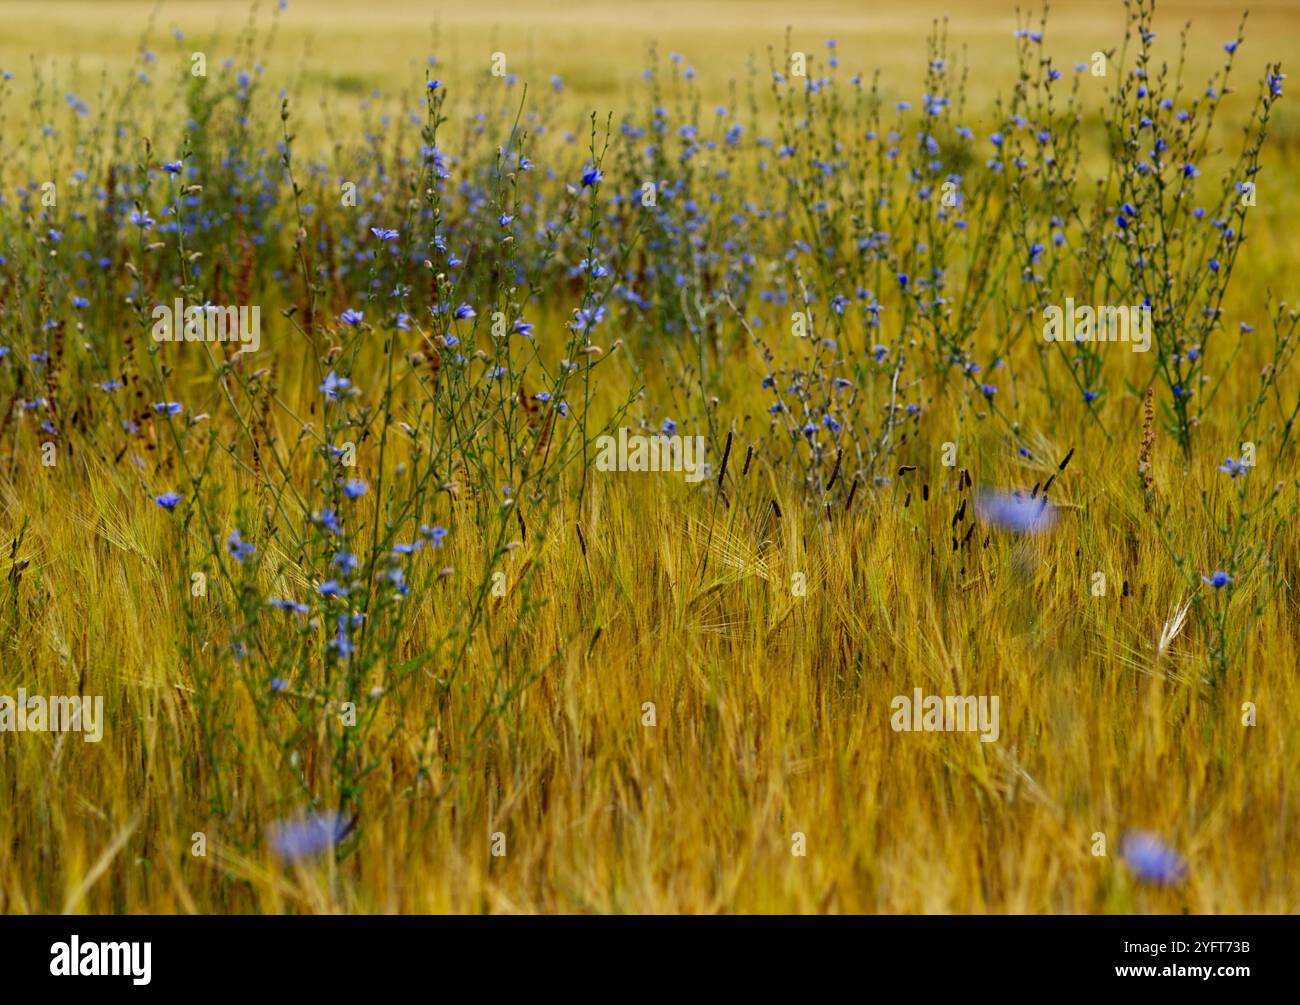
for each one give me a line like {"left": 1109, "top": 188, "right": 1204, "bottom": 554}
{"left": 0, "top": 915, "right": 1285, "bottom": 991}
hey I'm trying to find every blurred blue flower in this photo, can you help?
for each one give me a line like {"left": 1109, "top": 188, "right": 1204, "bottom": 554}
{"left": 227, "top": 529, "right": 255, "bottom": 562}
{"left": 315, "top": 509, "right": 343, "bottom": 535}
{"left": 320, "top": 370, "right": 351, "bottom": 400}
{"left": 328, "top": 615, "right": 355, "bottom": 658}
{"left": 268, "top": 812, "right": 349, "bottom": 862}
{"left": 976, "top": 491, "right": 1055, "bottom": 534}
{"left": 573, "top": 306, "right": 605, "bottom": 332}
{"left": 1121, "top": 831, "right": 1187, "bottom": 886}
{"left": 154, "top": 491, "right": 182, "bottom": 511}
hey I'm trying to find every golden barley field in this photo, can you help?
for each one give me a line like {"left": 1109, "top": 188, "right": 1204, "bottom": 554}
{"left": 1, "top": 0, "right": 1298, "bottom": 915}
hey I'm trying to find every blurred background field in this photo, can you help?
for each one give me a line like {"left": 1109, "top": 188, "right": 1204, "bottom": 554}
{"left": 4, "top": 0, "right": 1299, "bottom": 123}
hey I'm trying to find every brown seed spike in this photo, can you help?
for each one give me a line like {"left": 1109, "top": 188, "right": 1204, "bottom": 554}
{"left": 826, "top": 448, "right": 842, "bottom": 491}
{"left": 1059, "top": 446, "right": 1075, "bottom": 472}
